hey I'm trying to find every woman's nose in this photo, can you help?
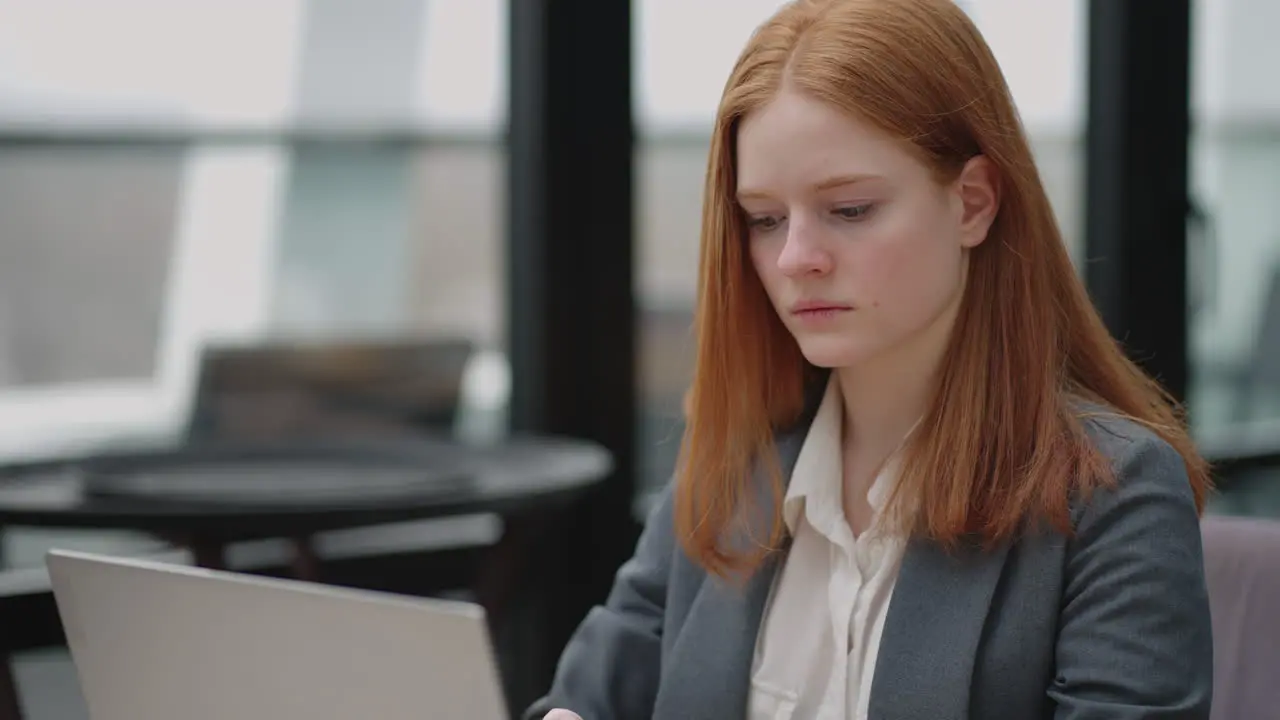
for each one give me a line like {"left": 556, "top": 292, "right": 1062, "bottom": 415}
{"left": 776, "top": 221, "right": 832, "bottom": 277}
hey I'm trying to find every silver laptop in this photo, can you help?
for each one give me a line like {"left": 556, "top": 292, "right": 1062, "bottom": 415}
{"left": 46, "top": 549, "right": 509, "bottom": 720}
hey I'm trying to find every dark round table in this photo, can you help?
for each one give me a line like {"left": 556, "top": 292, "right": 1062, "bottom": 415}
{"left": 0, "top": 433, "right": 612, "bottom": 577}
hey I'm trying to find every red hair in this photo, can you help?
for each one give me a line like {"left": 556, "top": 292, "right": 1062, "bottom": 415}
{"left": 676, "top": 0, "right": 1210, "bottom": 577}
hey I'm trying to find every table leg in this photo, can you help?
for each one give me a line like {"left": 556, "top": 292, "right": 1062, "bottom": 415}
{"left": 289, "top": 535, "right": 320, "bottom": 582}
{"left": 188, "top": 538, "right": 228, "bottom": 570}
{"left": 0, "top": 657, "right": 22, "bottom": 720}
{"left": 479, "top": 501, "right": 642, "bottom": 715}
{"left": 174, "top": 534, "right": 319, "bottom": 581}
{"left": 474, "top": 512, "right": 558, "bottom": 715}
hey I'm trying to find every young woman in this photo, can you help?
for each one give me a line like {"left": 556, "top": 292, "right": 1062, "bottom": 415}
{"left": 530, "top": 0, "right": 1214, "bottom": 718}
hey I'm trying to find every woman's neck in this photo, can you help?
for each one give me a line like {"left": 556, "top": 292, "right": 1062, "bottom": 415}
{"left": 835, "top": 346, "right": 941, "bottom": 537}
{"left": 834, "top": 299, "right": 958, "bottom": 491}
{"left": 836, "top": 358, "right": 932, "bottom": 468}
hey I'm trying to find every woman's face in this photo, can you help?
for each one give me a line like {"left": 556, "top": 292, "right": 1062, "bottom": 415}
{"left": 736, "top": 87, "right": 997, "bottom": 371}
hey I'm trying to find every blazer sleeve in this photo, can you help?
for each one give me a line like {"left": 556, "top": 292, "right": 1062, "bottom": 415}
{"left": 522, "top": 483, "right": 676, "bottom": 720}
{"left": 1049, "top": 431, "right": 1214, "bottom": 719}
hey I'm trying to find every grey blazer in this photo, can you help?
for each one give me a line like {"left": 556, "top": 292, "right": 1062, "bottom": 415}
{"left": 525, "top": 410, "right": 1213, "bottom": 719}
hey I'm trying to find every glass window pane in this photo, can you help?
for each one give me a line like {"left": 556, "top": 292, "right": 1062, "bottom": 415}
{"left": 1189, "top": 0, "right": 1280, "bottom": 429}
{"left": 408, "top": 143, "right": 505, "bottom": 347}
{"left": 0, "top": 145, "right": 287, "bottom": 460}
{"left": 0, "top": 147, "right": 178, "bottom": 388}
{"left": 0, "top": 0, "right": 305, "bottom": 129}
{"left": 1188, "top": 0, "right": 1280, "bottom": 516}
{"left": 267, "top": 143, "right": 504, "bottom": 346}
{"left": 0, "top": 0, "right": 505, "bottom": 132}
{"left": 415, "top": 0, "right": 507, "bottom": 133}
{"left": 0, "top": 0, "right": 507, "bottom": 460}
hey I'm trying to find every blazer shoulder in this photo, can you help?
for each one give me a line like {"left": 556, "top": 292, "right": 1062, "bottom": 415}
{"left": 1072, "top": 406, "right": 1199, "bottom": 525}
{"left": 1076, "top": 404, "right": 1183, "bottom": 472}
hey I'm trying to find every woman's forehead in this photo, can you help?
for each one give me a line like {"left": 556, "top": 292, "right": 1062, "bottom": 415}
{"left": 735, "top": 90, "right": 924, "bottom": 198}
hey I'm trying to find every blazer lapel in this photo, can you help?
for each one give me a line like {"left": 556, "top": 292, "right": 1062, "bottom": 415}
{"left": 654, "top": 551, "right": 783, "bottom": 720}
{"left": 652, "top": 415, "right": 813, "bottom": 720}
{"left": 868, "top": 537, "right": 1011, "bottom": 720}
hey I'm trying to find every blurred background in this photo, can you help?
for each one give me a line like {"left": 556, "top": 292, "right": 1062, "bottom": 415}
{"left": 0, "top": 0, "right": 1276, "bottom": 718}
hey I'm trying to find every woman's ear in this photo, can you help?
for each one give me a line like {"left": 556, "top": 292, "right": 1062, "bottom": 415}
{"left": 954, "top": 155, "right": 1000, "bottom": 248}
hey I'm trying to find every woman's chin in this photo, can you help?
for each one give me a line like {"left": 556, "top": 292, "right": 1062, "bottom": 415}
{"left": 796, "top": 338, "right": 874, "bottom": 370}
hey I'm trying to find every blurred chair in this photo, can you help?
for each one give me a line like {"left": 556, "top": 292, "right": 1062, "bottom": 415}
{"left": 178, "top": 337, "right": 499, "bottom": 591}
{"left": 186, "top": 337, "right": 475, "bottom": 442}
{"left": 1201, "top": 515, "right": 1280, "bottom": 720}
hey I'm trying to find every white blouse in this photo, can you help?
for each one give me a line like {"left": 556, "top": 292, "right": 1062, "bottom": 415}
{"left": 747, "top": 378, "right": 907, "bottom": 720}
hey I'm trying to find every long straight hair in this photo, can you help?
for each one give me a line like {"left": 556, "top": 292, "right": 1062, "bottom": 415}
{"left": 676, "top": 0, "right": 1211, "bottom": 577}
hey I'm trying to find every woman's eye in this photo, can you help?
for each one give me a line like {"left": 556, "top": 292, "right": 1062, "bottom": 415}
{"left": 747, "top": 215, "right": 783, "bottom": 231}
{"left": 833, "top": 203, "right": 875, "bottom": 221}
